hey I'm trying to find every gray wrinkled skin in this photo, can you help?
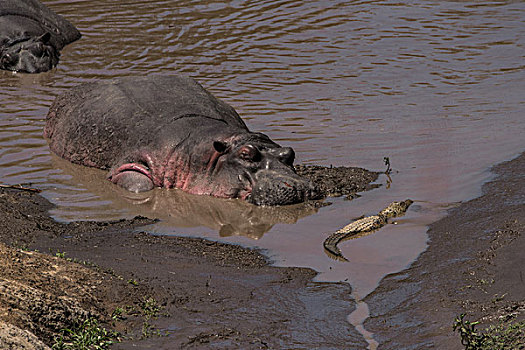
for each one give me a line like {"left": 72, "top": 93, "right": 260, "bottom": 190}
{"left": 44, "top": 75, "right": 322, "bottom": 206}
{"left": 0, "top": 0, "right": 81, "bottom": 73}
{"left": 250, "top": 170, "right": 320, "bottom": 206}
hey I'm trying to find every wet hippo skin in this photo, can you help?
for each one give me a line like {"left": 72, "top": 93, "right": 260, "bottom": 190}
{"left": 44, "top": 75, "right": 321, "bottom": 206}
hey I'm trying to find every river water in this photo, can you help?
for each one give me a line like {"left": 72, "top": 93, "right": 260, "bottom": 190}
{"left": 1, "top": 0, "right": 524, "bottom": 348}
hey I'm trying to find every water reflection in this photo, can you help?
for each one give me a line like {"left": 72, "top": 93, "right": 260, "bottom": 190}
{"left": 1, "top": 0, "right": 524, "bottom": 347}
{"left": 49, "top": 155, "right": 319, "bottom": 239}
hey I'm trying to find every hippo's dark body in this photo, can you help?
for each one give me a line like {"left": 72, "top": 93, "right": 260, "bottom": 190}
{"left": 0, "top": 0, "right": 80, "bottom": 73}
{"left": 44, "top": 75, "right": 320, "bottom": 206}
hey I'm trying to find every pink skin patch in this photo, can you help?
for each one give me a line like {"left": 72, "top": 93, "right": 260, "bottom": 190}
{"left": 109, "top": 163, "right": 152, "bottom": 184}
{"left": 108, "top": 134, "right": 256, "bottom": 198}
{"left": 238, "top": 188, "right": 252, "bottom": 200}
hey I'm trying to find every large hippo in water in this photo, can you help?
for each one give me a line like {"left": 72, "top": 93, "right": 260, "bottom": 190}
{"left": 44, "top": 75, "right": 321, "bottom": 206}
{"left": 0, "top": 0, "right": 81, "bottom": 73}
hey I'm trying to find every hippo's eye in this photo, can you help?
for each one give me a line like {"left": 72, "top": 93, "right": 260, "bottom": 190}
{"left": 238, "top": 145, "right": 261, "bottom": 162}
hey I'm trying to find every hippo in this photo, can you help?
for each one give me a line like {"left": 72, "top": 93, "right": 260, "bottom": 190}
{"left": 44, "top": 75, "right": 322, "bottom": 206}
{"left": 0, "top": 0, "right": 81, "bottom": 73}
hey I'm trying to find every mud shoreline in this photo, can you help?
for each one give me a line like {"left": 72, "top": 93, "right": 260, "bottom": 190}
{"left": 0, "top": 166, "right": 376, "bottom": 349}
{"left": 0, "top": 153, "right": 523, "bottom": 349}
{"left": 365, "top": 152, "right": 524, "bottom": 349}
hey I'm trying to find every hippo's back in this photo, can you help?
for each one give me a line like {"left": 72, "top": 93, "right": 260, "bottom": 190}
{"left": 0, "top": 0, "right": 80, "bottom": 49}
{"left": 44, "top": 75, "right": 248, "bottom": 169}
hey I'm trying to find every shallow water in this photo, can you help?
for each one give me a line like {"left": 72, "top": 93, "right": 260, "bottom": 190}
{"left": 1, "top": 0, "right": 524, "bottom": 347}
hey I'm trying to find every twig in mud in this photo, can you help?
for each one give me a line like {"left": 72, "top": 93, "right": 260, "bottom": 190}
{"left": 383, "top": 157, "right": 391, "bottom": 174}
{"left": 383, "top": 157, "right": 393, "bottom": 189}
{"left": 0, "top": 184, "right": 42, "bottom": 193}
{"left": 385, "top": 173, "right": 392, "bottom": 189}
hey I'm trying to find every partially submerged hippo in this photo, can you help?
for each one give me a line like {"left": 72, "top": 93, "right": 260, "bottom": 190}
{"left": 0, "top": 0, "right": 81, "bottom": 73}
{"left": 44, "top": 75, "right": 321, "bottom": 206}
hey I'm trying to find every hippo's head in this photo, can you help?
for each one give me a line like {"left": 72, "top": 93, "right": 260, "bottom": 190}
{"left": 204, "top": 135, "right": 323, "bottom": 206}
{"left": 0, "top": 33, "right": 59, "bottom": 73}
{"left": 108, "top": 132, "right": 323, "bottom": 206}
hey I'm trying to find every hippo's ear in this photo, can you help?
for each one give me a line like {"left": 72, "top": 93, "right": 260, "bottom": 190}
{"left": 213, "top": 141, "right": 229, "bottom": 154}
{"left": 38, "top": 32, "right": 51, "bottom": 44}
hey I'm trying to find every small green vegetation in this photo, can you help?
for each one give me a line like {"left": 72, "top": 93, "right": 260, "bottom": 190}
{"left": 453, "top": 313, "right": 525, "bottom": 350}
{"left": 111, "top": 307, "right": 125, "bottom": 322}
{"left": 127, "top": 278, "right": 138, "bottom": 286}
{"left": 140, "top": 297, "right": 162, "bottom": 339}
{"left": 453, "top": 314, "right": 484, "bottom": 349}
{"left": 55, "top": 251, "right": 67, "bottom": 259}
{"left": 11, "top": 241, "right": 29, "bottom": 251}
{"left": 52, "top": 317, "right": 119, "bottom": 350}
{"left": 141, "top": 297, "right": 160, "bottom": 319}
{"left": 112, "top": 297, "right": 166, "bottom": 340}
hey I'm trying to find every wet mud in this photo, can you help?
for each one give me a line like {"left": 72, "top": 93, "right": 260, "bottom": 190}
{"left": 295, "top": 165, "right": 380, "bottom": 199}
{"left": 1, "top": 152, "right": 524, "bottom": 350}
{"left": 365, "top": 152, "right": 525, "bottom": 349}
{"left": 2, "top": 148, "right": 524, "bottom": 349}
{"left": 0, "top": 166, "right": 376, "bottom": 349}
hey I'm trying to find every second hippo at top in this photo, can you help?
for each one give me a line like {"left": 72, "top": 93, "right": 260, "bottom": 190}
{"left": 0, "top": 0, "right": 81, "bottom": 73}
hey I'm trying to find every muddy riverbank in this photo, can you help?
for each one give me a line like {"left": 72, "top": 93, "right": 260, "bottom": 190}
{"left": 365, "top": 152, "right": 525, "bottom": 349}
{"left": 0, "top": 166, "right": 376, "bottom": 349}
{"left": 1, "top": 152, "right": 523, "bottom": 349}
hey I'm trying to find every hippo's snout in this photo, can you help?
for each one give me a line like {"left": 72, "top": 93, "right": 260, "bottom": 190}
{"left": 248, "top": 170, "right": 322, "bottom": 206}
{"left": 3, "top": 34, "right": 59, "bottom": 73}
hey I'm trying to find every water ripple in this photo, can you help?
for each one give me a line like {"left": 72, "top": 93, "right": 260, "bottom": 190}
{"left": 0, "top": 4, "right": 523, "bottom": 338}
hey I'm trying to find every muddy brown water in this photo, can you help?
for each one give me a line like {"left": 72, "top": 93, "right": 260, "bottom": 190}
{"left": 1, "top": 0, "right": 524, "bottom": 348}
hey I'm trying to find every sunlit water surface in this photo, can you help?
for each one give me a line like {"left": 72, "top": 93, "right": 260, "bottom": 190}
{"left": 1, "top": 0, "right": 524, "bottom": 348}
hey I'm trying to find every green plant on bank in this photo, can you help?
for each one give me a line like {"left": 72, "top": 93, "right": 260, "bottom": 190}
{"left": 454, "top": 314, "right": 484, "bottom": 349}
{"left": 127, "top": 278, "right": 138, "bottom": 286}
{"left": 52, "top": 298, "right": 165, "bottom": 347}
{"left": 453, "top": 313, "right": 525, "bottom": 350}
{"left": 140, "top": 297, "right": 163, "bottom": 339}
{"left": 52, "top": 317, "right": 119, "bottom": 350}
{"left": 11, "top": 241, "right": 29, "bottom": 251}
{"left": 53, "top": 250, "right": 89, "bottom": 265}
{"left": 111, "top": 307, "right": 125, "bottom": 322}
{"left": 55, "top": 250, "right": 67, "bottom": 259}
{"left": 141, "top": 297, "right": 160, "bottom": 319}
{"left": 111, "top": 298, "right": 166, "bottom": 340}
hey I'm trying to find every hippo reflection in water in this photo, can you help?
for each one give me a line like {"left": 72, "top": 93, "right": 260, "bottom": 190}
{"left": 44, "top": 75, "right": 322, "bottom": 206}
{"left": 0, "top": 0, "right": 81, "bottom": 73}
{"left": 51, "top": 152, "right": 319, "bottom": 238}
